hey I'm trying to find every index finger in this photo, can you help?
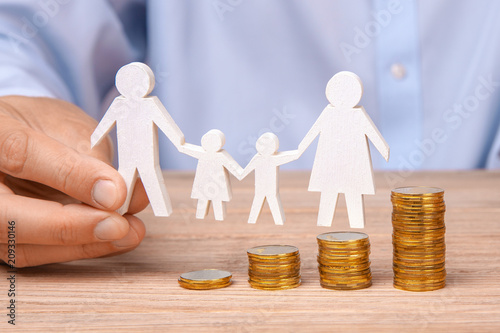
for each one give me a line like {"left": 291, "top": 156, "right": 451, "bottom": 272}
{"left": 0, "top": 116, "right": 126, "bottom": 210}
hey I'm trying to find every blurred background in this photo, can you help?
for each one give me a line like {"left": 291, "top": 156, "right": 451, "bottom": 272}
{"left": 1, "top": 0, "right": 500, "bottom": 171}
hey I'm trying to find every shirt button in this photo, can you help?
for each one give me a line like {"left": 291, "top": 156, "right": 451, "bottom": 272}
{"left": 390, "top": 63, "right": 406, "bottom": 80}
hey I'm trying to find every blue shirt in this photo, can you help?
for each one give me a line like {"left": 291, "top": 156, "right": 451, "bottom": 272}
{"left": 1, "top": 0, "right": 500, "bottom": 171}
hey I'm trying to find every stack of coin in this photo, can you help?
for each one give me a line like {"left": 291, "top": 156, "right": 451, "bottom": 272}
{"left": 247, "top": 245, "right": 301, "bottom": 290}
{"left": 178, "top": 269, "right": 232, "bottom": 290}
{"left": 317, "top": 232, "right": 372, "bottom": 290}
{"left": 392, "top": 186, "right": 446, "bottom": 292}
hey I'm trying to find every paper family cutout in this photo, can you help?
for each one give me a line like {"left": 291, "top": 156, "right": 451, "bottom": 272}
{"left": 91, "top": 62, "right": 389, "bottom": 228}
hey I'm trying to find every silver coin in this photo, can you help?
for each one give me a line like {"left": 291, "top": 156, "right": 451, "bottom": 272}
{"left": 180, "top": 269, "right": 232, "bottom": 281}
{"left": 392, "top": 187, "right": 444, "bottom": 196}
{"left": 317, "top": 232, "right": 368, "bottom": 242}
{"left": 247, "top": 245, "right": 299, "bottom": 256}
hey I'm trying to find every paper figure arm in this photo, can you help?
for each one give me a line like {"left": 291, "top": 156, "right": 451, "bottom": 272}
{"left": 90, "top": 99, "right": 120, "bottom": 148}
{"left": 178, "top": 143, "right": 204, "bottom": 159}
{"left": 238, "top": 155, "right": 258, "bottom": 180}
{"left": 221, "top": 150, "right": 244, "bottom": 178}
{"left": 150, "top": 97, "right": 185, "bottom": 149}
{"left": 274, "top": 150, "right": 301, "bottom": 166}
{"left": 298, "top": 109, "right": 326, "bottom": 155}
{"left": 360, "top": 107, "right": 390, "bottom": 161}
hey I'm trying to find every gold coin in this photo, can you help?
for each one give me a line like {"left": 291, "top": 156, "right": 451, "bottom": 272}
{"left": 317, "top": 231, "right": 368, "bottom": 242}
{"left": 393, "top": 259, "right": 446, "bottom": 268}
{"left": 393, "top": 262, "right": 445, "bottom": 270}
{"left": 320, "top": 280, "right": 372, "bottom": 290}
{"left": 318, "top": 250, "right": 370, "bottom": 260}
{"left": 391, "top": 197, "right": 444, "bottom": 205}
{"left": 394, "top": 272, "right": 445, "bottom": 280}
{"left": 392, "top": 224, "right": 445, "bottom": 232}
{"left": 247, "top": 245, "right": 299, "bottom": 259}
{"left": 320, "top": 269, "right": 372, "bottom": 280}
{"left": 249, "top": 265, "right": 300, "bottom": 273}
{"left": 393, "top": 232, "right": 446, "bottom": 240}
{"left": 249, "top": 271, "right": 300, "bottom": 279}
{"left": 318, "top": 244, "right": 370, "bottom": 252}
{"left": 249, "top": 281, "right": 301, "bottom": 290}
{"left": 394, "top": 253, "right": 446, "bottom": 261}
{"left": 317, "top": 257, "right": 370, "bottom": 267}
{"left": 320, "top": 273, "right": 372, "bottom": 283}
{"left": 324, "top": 278, "right": 373, "bottom": 285}
{"left": 392, "top": 186, "right": 444, "bottom": 196}
{"left": 394, "top": 278, "right": 446, "bottom": 286}
{"left": 320, "top": 271, "right": 372, "bottom": 282}
{"left": 392, "top": 205, "right": 446, "bottom": 213}
{"left": 248, "top": 278, "right": 301, "bottom": 285}
{"left": 178, "top": 269, "right": 232, "bottom": 290}
{"left": 392, "top": 235, "right": 445, "bottom": 243}
{"left": 393, "top": 281, "right": 445, "bottom": 292}
{"left": 393, "top": 245, "right": 446, "bottom": 252}
{"left": 319, "top": 262, "right": 371, "bottom": 272}
{"left": 178, "top": 280, "right": 232, "bottom": 288}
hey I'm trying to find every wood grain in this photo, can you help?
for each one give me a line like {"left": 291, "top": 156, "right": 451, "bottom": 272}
{"left": 2, "top": 171, "right": 500, "bottom": 332}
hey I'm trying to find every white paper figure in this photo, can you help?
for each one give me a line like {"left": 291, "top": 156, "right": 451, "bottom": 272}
{"left": 179, "top": 129, "right": 243, "bottom": 221}
{"left": 91, "top": 62, "right": 185, "bottom": 216}
{"left": 238, "top": 133, "right": 299, "bottom": 225}
{"left": 298, "top": 71, "right": 390, "bottom": 228}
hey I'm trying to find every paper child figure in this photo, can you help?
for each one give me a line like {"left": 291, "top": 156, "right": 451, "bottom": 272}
{"left": 298, "top": 71, "right": 390, "bottom": 228}
{"left": 179, "top": 129, "right": 243, "bottom": 221}
{"left": 91, "top": 62, "right": 184, "bottom": 216}
{"left": 238, "top": 133, "right": 299, "bottom": 225}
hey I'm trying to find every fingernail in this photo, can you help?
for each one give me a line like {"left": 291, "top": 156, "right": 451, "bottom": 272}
{"left": 94, "top": 217, "right": 123, "bottom": 241}
{"left": 92, "top": 180, "right": 118, "bottom": 209}
{"left": 112, "top": 230, "right": 139, "bottom": 248}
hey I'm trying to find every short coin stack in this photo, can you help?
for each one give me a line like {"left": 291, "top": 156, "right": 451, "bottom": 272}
{"left": 317, "top": 232, "right": 372, "bottom": 290}
{"left": 247, "top": 245, "right": 301, "bottom": 290}
{"left": 178, "top": 269, "right": 232, "bottom": 290}
{"left": 392, "top": 186, "right": 446, "bottom": 292}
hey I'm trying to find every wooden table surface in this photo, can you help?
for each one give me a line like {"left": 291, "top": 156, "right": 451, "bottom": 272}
{"left": 2, "top": 171, "right": 500, "bottom": 332}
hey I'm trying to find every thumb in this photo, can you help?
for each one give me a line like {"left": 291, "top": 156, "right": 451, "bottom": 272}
{"left": 0, "top": 117, "right": 126, "bottom": 210}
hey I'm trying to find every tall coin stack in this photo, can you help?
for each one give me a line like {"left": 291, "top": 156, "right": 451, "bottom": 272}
{"left": 317, "top": 232, "right": 372, "bottom": 290}
{"left": 247, "top": 245, "right": 301, "bottom": 290}
{"left": 392, "top": 186, "right": 446, "bottom": 292}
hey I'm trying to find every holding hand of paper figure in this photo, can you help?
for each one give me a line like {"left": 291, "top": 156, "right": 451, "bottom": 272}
{"left": 237, "top": 132, "right": 300, "bottom": 225}
{"left": 179, "top": 129, "right": 243, "bottom": 221}
{"left": 299, "top": 71, "right": 390, "bottom": 228}
{"left": 91, "top": 62, "right": 185, "bottom": 217}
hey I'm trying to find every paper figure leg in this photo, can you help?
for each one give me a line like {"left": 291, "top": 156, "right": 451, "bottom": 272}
{"left": 345, "top": 193, "right": 365, "bottom": 228}
{"left": 212, "top": 201, "right": 227, "bottom": 221}
{"left": 248, "top": 194, "right": 265, "bottom": 224}
{"left": 317, "top": 192, "right": 339, "bottom": 227}
{"left": 139, "top": 166, "right": 173, "bottom": 217}
{"left": 117, "top": 168, "right": 138, "bottom": 215}
{"left": 196, "top": 199, "right": 209, "bottom": 219}
{"left": 267, "top": 194, "right": 285, "bottom": 225}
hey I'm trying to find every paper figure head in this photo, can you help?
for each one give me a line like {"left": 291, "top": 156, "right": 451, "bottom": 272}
{"left": 256, "top": 132, "right": 279, "bottom": 156}
{"left": 325, "top": 71, "right": 363, "bottom": 108}
{"left": 116, "top": 62, "right": 155, "bottom": 99}
{"left": 201, "top": 129, "right": 225, "bottom": 153}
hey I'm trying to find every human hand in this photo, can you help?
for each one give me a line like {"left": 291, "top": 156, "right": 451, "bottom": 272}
{"left": 0, "top": 96, "right": 149, "bottom": 267}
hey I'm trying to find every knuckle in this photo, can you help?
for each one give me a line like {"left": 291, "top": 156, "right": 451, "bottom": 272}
{"left": 1, "top": 243, "right": 27, "bottom": 268}
{"left": 0, "top": 130, "right": 30, "bottom": 175}
{"left": 79, "top": 243, "right": 104, "bottom": 259}
{"left": 54, "top": 154, "right": 81, "bottom": 194}
{"left": 50, "top": 216, "right": 81, "bottom": 246}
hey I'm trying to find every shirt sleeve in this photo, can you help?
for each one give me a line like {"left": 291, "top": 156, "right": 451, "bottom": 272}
{"left": 0, "top": 1, "right": 73, "bottom": 101}
{"left": 0, "top": 0, "right": 146, "bottom": 118}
